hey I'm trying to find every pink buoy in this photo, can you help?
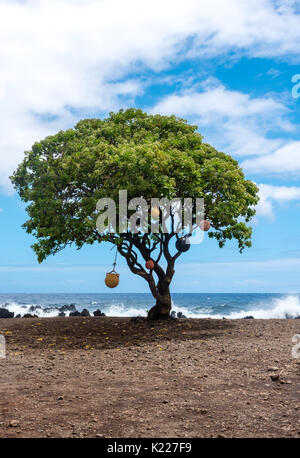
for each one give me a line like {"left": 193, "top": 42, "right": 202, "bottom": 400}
{"left": 200, "top": 220, "right": 211, "bottom": 231}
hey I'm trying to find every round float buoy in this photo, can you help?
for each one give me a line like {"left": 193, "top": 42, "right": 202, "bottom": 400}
{"left": 200, "top": 220, "right": 211, "bottom": 231}
{"left": 175, "top": 237, "right": 191, "bottom": 252}
{"left": 105, "top": 271, "right": 120, "bottom": 288}
{"left": 151, "top": 207, "right": 160, "bottom": 220}
{"left": 145, "top": 259, "right": 155, "bottom": 270}
{"left": 105, "top": 248, "right": 119, "bottom": 288}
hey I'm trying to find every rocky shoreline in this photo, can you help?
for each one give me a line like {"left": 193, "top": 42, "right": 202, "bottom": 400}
{"left": 0, "top": 304, "right": 106, "bottom": 319}
{"left": 0, "top": 305, "right": 191, "bottom": 320}
{"left": 2, "top": 304, "right": 300, "bottom": 320}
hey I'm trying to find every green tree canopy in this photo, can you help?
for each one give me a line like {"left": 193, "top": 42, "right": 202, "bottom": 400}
{"left": 11, "top": 108, "right": 259, "bottom": 319}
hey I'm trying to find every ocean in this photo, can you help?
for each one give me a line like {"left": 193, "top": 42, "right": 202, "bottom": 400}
{"left": 1, "top": 293, "right": 300, "bottom": 319}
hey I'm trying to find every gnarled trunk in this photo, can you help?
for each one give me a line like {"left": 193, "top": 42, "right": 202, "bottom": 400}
{"left": 147, "top": 286, "right": 172, "bottom": 320}
{"left": 115, "top": 234, "right": 176, "bottom": 320}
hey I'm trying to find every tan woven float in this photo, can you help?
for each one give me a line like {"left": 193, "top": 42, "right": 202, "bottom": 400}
{"left": 105, "top": 271, "right": 120, "bottom": 288}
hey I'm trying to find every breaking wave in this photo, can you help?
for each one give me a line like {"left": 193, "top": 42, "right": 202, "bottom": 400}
{"left": 1, "top": 294, "right": 300, "bottom": 319}
{"left": 172, "top": 295, "right": 300, "bottom": 319}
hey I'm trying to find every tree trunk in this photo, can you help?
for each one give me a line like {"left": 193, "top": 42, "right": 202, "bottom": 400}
{"left": 147, "top": 286, "right": 172, "bottom": 320}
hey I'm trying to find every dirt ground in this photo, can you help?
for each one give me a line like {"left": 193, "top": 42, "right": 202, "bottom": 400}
{"left": 1, "top": 316, "right": 300, "bottom": 438}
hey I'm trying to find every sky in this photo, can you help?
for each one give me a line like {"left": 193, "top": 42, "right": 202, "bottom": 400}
{"left": 0, "top": 0, "right": 300, "bottom": 293}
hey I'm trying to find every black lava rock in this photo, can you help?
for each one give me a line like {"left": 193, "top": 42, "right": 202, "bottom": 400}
{"left": 93, "top": 309, "right": 106, "bottom": 317}
{"left": 69, "top": 310, "right": 81, "bottom": 317}
{"left": 29, "top": 305, "right": 42, "bottom": 312}
{"left": 0, "top": 308, "right": 14, "bottom": 318}
{"left": 131, "top": 315, "right": 144, "bottom": 322}
{"left": 59, "top": 304, "right": 77, "bottom": 313}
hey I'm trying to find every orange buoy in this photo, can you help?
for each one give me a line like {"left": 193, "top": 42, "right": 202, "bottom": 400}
{"left": 105, "top": 271, "right": 120, "bottom": 288}
{"left": 200, "top": 220, "right": 211, "bottom": 231}
{"left": 145, "top": 259, "right": 155, "bottom": 270}
{"left": 105, "top": 248, "right": 119, "bottom": 288}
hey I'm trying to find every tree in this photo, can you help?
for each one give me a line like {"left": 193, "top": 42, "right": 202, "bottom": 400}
{"left": 11, "top": 108, "right": 259, "bottom": 319}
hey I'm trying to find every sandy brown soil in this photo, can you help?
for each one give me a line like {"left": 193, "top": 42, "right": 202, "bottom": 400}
{"left": 1, "top": 316, "right": 300, "bottom": 438}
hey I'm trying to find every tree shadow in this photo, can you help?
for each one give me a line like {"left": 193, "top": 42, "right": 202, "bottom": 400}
{"left": 2, "top": 316, "right": 236, "bottom": 351}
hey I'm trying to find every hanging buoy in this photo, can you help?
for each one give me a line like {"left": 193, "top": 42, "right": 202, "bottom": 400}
{"left": 105, "top": 247, "right": 119, "bottom": 288}
{"left": 145, "top": 259, "right": 155, "bottom": 270}
{"left": 175, "top": 236, "right": 191, "bottom": 252}
{"left": 151, "top": 207, "right": 160, "bottom": 220}
{"left": 200, "top": 220, "right": 211, "bottom": 231}
{"left": 105, "top": 271, "right": 120, "bottom": 288}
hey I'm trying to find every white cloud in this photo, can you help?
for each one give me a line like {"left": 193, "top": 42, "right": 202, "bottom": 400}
{"left": 152, "top": 82, "right": 286, "bottom": 121}
{"left": 242, "top": 142, "right": 300, "bottom": 175}
{"left": 1, "top": 0, "right": 300, "bottom": 193}
{"left": 256, "top": 183, "right": 300, "bottom": 219}
{"left": 151, "top": 79, "right": 290, "bottom": 157}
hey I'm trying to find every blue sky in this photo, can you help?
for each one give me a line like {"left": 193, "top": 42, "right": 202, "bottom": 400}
{"left": 0, "top": 0, "right": 300, "bottom": 293}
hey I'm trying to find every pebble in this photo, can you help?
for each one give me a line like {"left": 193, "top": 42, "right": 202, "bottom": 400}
{"left": 8, "top": 420, "right": 20, "bottom": 428}
{"left": 198, "top": 408, "right": 208, "bottom": 414}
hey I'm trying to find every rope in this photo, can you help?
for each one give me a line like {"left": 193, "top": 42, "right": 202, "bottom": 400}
{"left": 110, "top": 245, "right": 118, "bottom": 272}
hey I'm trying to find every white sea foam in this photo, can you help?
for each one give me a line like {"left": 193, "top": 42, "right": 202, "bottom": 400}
{"left": 173, "top": 295, "right": 300, "bottom": 319}
{"left": 1, "top": 301, "right": 147, "bottom": 318}
{"left": 1, "top": 294, "right": 300, "bottom": 319}
{"left": 103, "top": 303, "right": 147, "bottom": 317}
{"left": 3, "top": 302, "right": 64, "bottom": 318}
{"left": 224, "top": 295, "right": 300, "bottom": 319}
{"left": 103, "top": 295, "right": 300, "bottom": 319}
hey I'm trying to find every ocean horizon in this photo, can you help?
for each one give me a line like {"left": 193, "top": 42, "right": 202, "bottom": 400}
{"left": 1, "top": 292, "right": 300, "bottom": 319}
